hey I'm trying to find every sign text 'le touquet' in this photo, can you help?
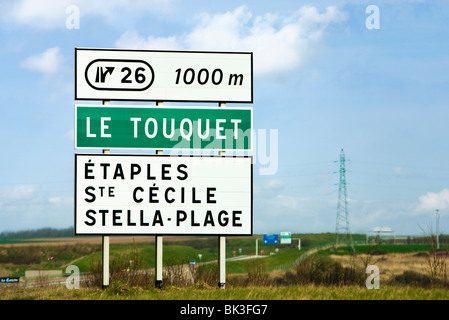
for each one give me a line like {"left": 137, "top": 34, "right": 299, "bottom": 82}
{"left": 75, "top": 105, "right": 252, "bottom": 151}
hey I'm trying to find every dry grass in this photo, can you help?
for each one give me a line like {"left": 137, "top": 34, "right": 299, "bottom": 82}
{"left": 330, "top": 252, "right": 430, "bottom": 280}
{"left": 0, "top": 235, "right": 220, "bottom": 247}
{"left": 2, "top": 250, "right": 449, "bottom": 300}
{"left": 2, "top": 283, "right": 449, "bottom": 300}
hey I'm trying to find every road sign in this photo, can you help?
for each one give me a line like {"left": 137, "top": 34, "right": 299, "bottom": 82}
{"left": 75, "top": 104, "right": 252, "bottom": 151}
{"left": 280, "top": 232, "right": 292, "bottom": 244}
{"left": 263, "top": 234, "right": 279, "bottom": 244}
{"left": 75, "top": 48, "right": 253, "bottom": 103}
{"left": 75, "top": 154, "right": 253, "bottom": 235}
{"left": 0, "top": 277, "right": 19, "bottom": 283}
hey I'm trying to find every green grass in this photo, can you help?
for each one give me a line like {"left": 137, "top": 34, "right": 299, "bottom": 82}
{"left": 73, "top": 242, "right": 304, "bottom": 274}
{"left": 73, "top": 243, "right": 219, "bottom": 273}
{"left": 60, "top": 235, "right": 310, "bottom": 274}
{"left": 226, "top": 248, "right": 305, "bottom": 273}
{"left": 318, "top": 243, "right": 449, "bottom": 256}
{"left": 2, "top": 233, "right": 449, "bottom": 301}
{"left": 1, "top": 233, "right": 444, "bottom": 278}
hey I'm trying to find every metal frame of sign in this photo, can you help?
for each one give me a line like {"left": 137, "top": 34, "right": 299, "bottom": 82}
{"left": 75, "top": 48, "right": 253, "bottom": 103}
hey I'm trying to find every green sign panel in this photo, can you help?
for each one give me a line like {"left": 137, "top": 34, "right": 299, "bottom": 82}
{"left": 75, "top": 105, "right": 252, "bottom": 151}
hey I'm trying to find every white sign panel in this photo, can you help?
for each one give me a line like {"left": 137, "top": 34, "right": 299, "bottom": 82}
{"left": 280, "top": 232, "right": 292, "bottom": 244}
{"left": 75, "top": 48, "right": 253, "bottom": 103}
{"left": 75, "top": 154, "right": 253, "bottom": 235}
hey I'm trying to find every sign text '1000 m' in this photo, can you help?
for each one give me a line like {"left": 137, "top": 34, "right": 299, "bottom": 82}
{"left": 174, "top": 68, "right": 244, "bottom": 86}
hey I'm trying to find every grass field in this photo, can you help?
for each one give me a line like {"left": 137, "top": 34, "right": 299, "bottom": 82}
{"left": 0, "top": 234, "right": 319, "bottom": 276}
{"left": 1, "top": 232, "right": 449, "bottom": 300}
{"left": 2, "top": 283, "right": 449, "bottom": 300}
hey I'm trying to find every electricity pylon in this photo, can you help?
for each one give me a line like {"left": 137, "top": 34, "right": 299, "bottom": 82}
{"left": 334, "top": 149, "right": 354, "bottom": 252}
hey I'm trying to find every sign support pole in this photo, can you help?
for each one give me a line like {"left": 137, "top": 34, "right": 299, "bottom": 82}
{"left": 218, "top": 236, "right": 226, "bottom": 288}
{"left": 256, "top": 238, "right": 258, "bottom": 257}
{"left": 102, "top": 101, "right": 110, "bottom": 289}
{"left": 155, "top": 234, "right": 163, "bottom": 288}
{"left": 102, "top": 234, "right": 110, "bottom": 288}
{"left": 155, "top": 101, "right": 164, "bottom": 289}
{"left": 218, "top": 102, "right": 226, "bottom": 289}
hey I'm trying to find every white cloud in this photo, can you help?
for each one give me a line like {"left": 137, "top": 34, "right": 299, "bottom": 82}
{"left": 394, "top": 166, "right": 403, "bottom": 176}
{"left": 0, "top": 185, "right": 39, "bottom": 201}
{"left": 276, "top": 194, "right": 305, "bottom": 209}
{"left": 115, "top": 5, "right": 348, "bottom": 77}
{"left": 66, "top": 129, "right": 74, "bottom": 142}
{"left": 387, "top": 166, "right": 422, "bottom": 179}
{"left": 115, "top": 31, "right": 181, "bottom": 50}
{"left": 7, "top": 0, "right": 69, "bottom": 29}
{"left": 0, "top": 185, "right": 73, "bottom": 233}
{"left": 48, "top": 197, "right": 61, "bottom": 204}
{"left": 254, "top": 179, "right": 286, "bottom": 199}
{"left": 6, "top": 0, "right": 173, "bottom": 29}
{"left": 264, "top": 179, "right": 285, "bottom": 191}
{"left": 20, "top": 46, "right": 64, "bottom": 74}
{"left": 415, "top": 188, "right": 449, "bottom": 213}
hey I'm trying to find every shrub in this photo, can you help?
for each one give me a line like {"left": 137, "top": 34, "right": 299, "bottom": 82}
{"left": 0, "top": 246, "right": 41, "bottom": 265}
{"left": 244, "top": 259, "right": 270, "bottom": 286}
{"left": 194, "top": 262, "right": 218, "bottom": 287}
{"left": 389, "top": 271, "right": 432, "bottom": 288}
{"left": 163, "top": 257, "right": 194, "bottom": 286}
{"left": 294, "top": 255, "right": 364, "bottom": 286}
{"left": 84, "top": 249, "right": 153, "bottom": 289}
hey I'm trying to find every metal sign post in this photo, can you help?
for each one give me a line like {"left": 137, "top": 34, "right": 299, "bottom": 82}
{"left": 155, "top": 234, "right": 163, "bottom": 288}
{"left": 155, "top": 102, "right": 164, "bottom": 289}
{"left": 218, "top": 236, "right": 226, "bottom": 288}
{"left": 102, "top": 234, "right": 109, "bottom": 288}
{"left": 256, "top": 238, "right": 258, "bottom": 257}
{"left": 218, "top": 102, "right": 226, "bottom": 289}
{"left": 102, "top": 101, "right": 110, "bottom": 289}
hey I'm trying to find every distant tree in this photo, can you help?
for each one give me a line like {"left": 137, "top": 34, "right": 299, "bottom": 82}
{"left": 0, "top": 226, "right": 74, "bottom": 239}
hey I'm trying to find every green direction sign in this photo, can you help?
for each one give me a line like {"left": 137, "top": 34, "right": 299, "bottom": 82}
{"left": 75, "top": 105, "right": 252, "bottom": 151}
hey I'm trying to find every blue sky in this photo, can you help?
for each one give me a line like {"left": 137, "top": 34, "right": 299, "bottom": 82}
{"left": 0, "top": 0, "right": 448, "bottom": 236}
